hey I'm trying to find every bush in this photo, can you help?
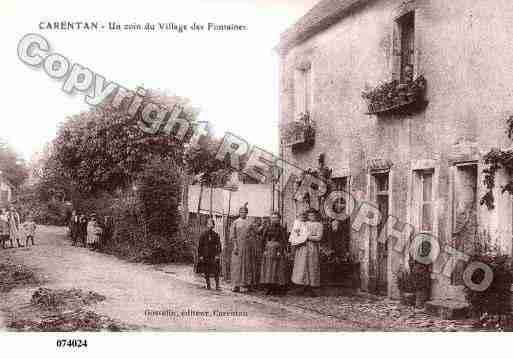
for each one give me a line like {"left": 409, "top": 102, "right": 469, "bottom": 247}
{"left": 465, "top": 254, "right": 513, "bottom": 317}
{"left": 98, "top": 159, "right": 193, "bottom": 264}
{"left": 396, "top": 269, "right": 415, "bottom": 293}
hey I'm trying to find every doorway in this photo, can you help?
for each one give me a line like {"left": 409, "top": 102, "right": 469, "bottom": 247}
{"left": 370, "top": 171, "right": 390, "bottom": 295}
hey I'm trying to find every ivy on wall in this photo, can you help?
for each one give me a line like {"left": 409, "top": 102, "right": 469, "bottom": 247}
{"left": 481, "top": 116, "right": 513, "bottom": 210}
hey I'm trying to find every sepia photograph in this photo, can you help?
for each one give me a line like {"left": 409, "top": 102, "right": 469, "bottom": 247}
{"left": 1, "top": 0, "right": 513, "bottom": 354}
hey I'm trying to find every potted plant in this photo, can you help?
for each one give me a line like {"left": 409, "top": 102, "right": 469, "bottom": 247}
{"left": 396, "top": 268, "right": 415, "bottom": 306}
{"left": 411, "top": 261, "right": 431, "bottom": 308}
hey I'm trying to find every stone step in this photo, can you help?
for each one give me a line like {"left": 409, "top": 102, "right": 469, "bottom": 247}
{"left": 424, "top": 299, "right": 469, "bottom": 320}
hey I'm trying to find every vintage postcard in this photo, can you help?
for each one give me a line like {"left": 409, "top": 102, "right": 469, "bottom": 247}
{"left": 1, "top": 0, "right": 513, "bottom": 353}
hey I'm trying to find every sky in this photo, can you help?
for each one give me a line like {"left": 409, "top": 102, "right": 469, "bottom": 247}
{"left": 0, "top": 0, "right": 318, "bottom": 160}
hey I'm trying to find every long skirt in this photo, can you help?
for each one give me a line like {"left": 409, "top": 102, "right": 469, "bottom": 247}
{"left": 9, "top": 227, "right": 20, "bottom": 243}
{"left": 260, "top": 241, "right": 288, "bottom": 286}
{"left": 198, "top": 258, "right": 220, "bottom": 276}
{"left": 291, "top": 241, "right": 320, "bottom": 287}
{"left": 231, "top": 239, "right": 257, "bottom": 287}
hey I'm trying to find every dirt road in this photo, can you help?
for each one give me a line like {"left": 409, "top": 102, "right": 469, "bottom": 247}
{"left": 0, "top": 225, "right": 367, "bottom": 331}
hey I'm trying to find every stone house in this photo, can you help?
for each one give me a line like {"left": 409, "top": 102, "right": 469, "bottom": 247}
{"left": 277, "top": 0, "right": 513, "bottom": 301}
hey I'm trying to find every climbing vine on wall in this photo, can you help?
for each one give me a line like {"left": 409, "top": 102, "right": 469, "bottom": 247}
{"left": 481, "top": 115, "right": 513, "bottom": 210}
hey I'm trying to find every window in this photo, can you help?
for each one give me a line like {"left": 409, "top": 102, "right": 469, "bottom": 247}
{"left": 295, "top": 64, "right": 312, "bottom": 116}
{"left": 396, "top": 12, "right": 415, "bottom": 83}
{"left": 413, "top": 169, "right": 434, "bottom": 233}
{"left": 372, "top": 172, "right": 390, "bottom": 238}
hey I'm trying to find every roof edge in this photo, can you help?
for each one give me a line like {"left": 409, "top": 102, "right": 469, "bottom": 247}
{"left": 276, "top": 0, "right": 370, "bottom": 55}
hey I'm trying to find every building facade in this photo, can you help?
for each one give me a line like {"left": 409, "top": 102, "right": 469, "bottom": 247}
{"left": 277, "top": 0, "right": 513, "bottom": 301}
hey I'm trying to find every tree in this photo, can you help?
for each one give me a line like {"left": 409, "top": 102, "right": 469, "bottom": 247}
{"left": 0, "top": 138, "right": 29, "bottom": 189}
{"left": 47, "top": 88, "right": 199, "bottom": 198}
{"left": 184, "top": 136, "right": 233, "bottom": 215}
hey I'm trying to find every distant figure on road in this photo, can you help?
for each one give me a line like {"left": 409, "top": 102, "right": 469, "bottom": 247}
{"left": 260, "top": 212, "right": 288, "bottom": 295}
{"left": 22, "top": 216, "right": 37, "bottom": 247}
{"left": 69, "top": 210, "right": 80, "bottom": 246}
{"left": 100, "top": 215, "right": 114, "bottom": 250}
{"left": 291, "top": 209, "right": 323, "bottom": 297}
{"left": 0, "top": 209, "right": 11, "bottom": 249}
{"left": 79, "top": 214, "right": 88, "bottom": 247}
{"left": 197, "top": 218, "right": 222, "bottom": 290}
{"left": 87, "top": 214, "right": 102, "bottom": 250}
{"left": 230, "top": 203, "right": 256, "bottom": 293}
{"left": 8, "top": 205, "right": 22, "bottom": 248}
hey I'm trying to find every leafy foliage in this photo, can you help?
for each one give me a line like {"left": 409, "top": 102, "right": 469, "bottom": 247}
{"left": 481, "top": 115, "right": 513, "bottom": 209}
{"left": 47, "top": 88, "right": 198, "bottom": 197}
{"left": 184, "top": 136, "right": 233, "bottom": 187}
{"left": 464, "top": 232, "right": 513, "bottom": 318}
{"left": 0, "top": 138, "right": 29, "bottom": 189}
{"left": 103, "top": 160, "right": 193, "bottom": 263}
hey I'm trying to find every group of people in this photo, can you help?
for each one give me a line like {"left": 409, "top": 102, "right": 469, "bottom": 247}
{"left": 0, "top": 205, "right": 37, "bottom": 249}
{"left": 197, "top": 204, "right": 326, "bottom": 296}
{"left": 68, "top": 210, "right": 113, "bottom": 250}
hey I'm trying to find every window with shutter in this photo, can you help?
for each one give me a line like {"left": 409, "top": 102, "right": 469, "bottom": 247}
{"left": 412, "top": 169, "right": 434, "bottom": 234}
{"left": 294, "top": 64, "right": 312, "bottom": 117}
{"left": 392, "top": 11, "right": 415, "bottom": 83}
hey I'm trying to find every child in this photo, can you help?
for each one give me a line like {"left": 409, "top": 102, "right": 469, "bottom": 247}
{"left": 197, "top": 218, "right": 222, "bottom": 290}
{"left": 22, "top": 216, "right": 37, "bottom": 247}
{"left": 87, "top": 214, "right": 103, "bottom": 250}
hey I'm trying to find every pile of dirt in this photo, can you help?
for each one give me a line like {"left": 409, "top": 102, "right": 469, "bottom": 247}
{"left": 30, "top": 287, "right": 106, "bottom": 311}
{"left": 7, "top": 287, "right": 133, "bottom": 332}
{"left": 9, "top": 310, "right": 128, "bottom": 331}
{"left": 0, "top": 263, "right": 39, "bottom": 292}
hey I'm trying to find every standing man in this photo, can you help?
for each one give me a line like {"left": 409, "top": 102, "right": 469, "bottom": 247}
{"left": 198, "top": 218, "right": 222, "bottom": 290}
{"left": 79, "top": 214, "right": 88, "bottom": 247}
{"left": 69, "top": 210, "right": 80, "bottom": 246}
{"left": 8, "top": 205, "right": 22, "bottom": 248}
{"left": 101, "top": 215, "right": 114, "bottom": 250}
{"left": 230, "top": 203, "right": 256, "bottom": 293}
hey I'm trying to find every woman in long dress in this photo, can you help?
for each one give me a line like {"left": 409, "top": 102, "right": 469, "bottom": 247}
{"left": 8, "top": 205, "right": 22, "bottom": 248}
{"left": 291, "top": 209, "right": 323, "bottom": 296}
{"left": 230, "top": 204, "right": 257, "bottom": 292}
{"left": 260, "top": 212, "right": 288, "bottom": 295}
{"left": 0, "top": 209, "right": 11, "bottom": 249}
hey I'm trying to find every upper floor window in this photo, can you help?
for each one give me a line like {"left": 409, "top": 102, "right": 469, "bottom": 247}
{"left": 418, "top": 169, "right": 433, "bottom": 233}
{"left": 397, "top": 12, "right": 415, "bottom": 83}
{"left": 295, "top": 63, "right": 312, "bottom": 117}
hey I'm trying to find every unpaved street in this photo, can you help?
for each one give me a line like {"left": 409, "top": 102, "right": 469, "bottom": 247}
{"left": 0, "top": 226, "right": 367, "bottom": 331}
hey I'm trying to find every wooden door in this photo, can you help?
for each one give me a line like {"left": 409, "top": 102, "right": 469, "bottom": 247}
{"left": 372, "top": 172, "right": 390, "bottom": 295}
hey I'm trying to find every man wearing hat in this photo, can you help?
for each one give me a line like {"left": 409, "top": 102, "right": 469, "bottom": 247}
{"left": 229, "top": 203, "right": 257, "bottom": 292}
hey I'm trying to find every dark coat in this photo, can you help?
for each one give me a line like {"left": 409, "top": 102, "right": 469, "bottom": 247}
{"left": 198, "top": 230, "right": 222, "bottom": 274}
